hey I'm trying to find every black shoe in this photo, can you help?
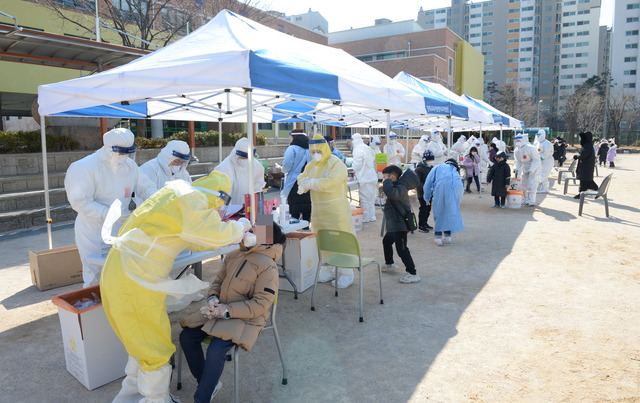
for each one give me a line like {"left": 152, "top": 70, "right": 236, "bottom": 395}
{"left": 425, "top": 224, "right": 433, "bottom": 230}
{"left": 573, "top": 194, "right": 580, "bottom": 199}
{"left": 418, "top": 226, "right": 430, "bottom": 233}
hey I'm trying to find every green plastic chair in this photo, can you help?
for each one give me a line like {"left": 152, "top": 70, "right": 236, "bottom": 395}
{"left": 311, "top": 229, "right": 383, "bottom": 322}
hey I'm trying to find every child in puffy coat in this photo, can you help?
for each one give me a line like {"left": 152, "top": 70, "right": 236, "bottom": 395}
{"left": 462, "top": 147, "right": 481, "bottom": 193}
{"left": 381, "top": 165, "right": 421, "bottom": 284}
{"left": 179, "top": 222, "right": 287, "bottom": 403}
{"left": 487, "top": 151, "right": 511, "bottom": 208}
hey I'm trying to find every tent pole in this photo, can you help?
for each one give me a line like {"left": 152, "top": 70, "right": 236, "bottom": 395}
{"left": 500, "top": 123, "right": 503, "bottom": 143}
{"left": 246, "top": 88, "right": 256, "bottom": 224}
{"left": 274, "top": 121, "right": 278, "bottom": 144}
{"left": 406, "top": 128, "right": 409, "bottom": 164}
{"left": 385, "top": 109, "right": 390, "bottom": 155}
{"left": 447, "top": 116, "right": 452, "bottom": 158}
{"left": 218, "top": 117, "right": 223, "bottom": 164}
{"left": 188, "top": 121, "right": 196, "bottom": 162}
{"left": 40, "top": 116, "right": 52, "bottom": 249}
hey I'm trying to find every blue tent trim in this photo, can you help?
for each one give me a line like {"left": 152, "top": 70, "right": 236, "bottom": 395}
{"left": 51, "top": 102, "right": 148, "bottom": 118}
{"left": 249, "top": 50, "right": 340, "bottom": 101}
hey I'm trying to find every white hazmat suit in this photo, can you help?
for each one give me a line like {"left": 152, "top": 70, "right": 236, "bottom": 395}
{"left": 64, "top": 128, "right": 157, "bottom": 287}
{"left": 534, "top": 130, "right": 554, "bottom": 193}
{"left": 426, "top": 131, "right": 447, "bottom": 165}
{"left": 450, "top": 135, "right": 467, "bottom": 163}
{"left": 475, "top": 138, "right": 492, "bottom": 185}
{"left": 383, "top": 132, "right": 405, "bottom": 166}
{"left": 214, "top": 137, "right": 265, "bottom": 203}
{"left": 410, "top": 135, "right": 431, "bottom": 164}
{"left": 513, "top": 135, "right": 541, "bottom": 206}
{"left": 492, "top": 137, "right": 506, "bottom": 153}
{"left": 371, "top": 135, "right": 382, "bottom": 154}
{"left": 140, "top": 140, "right": 192, "bottom": 189}
{"left": 351, "top": 133, "right": 378, "bottom": 223}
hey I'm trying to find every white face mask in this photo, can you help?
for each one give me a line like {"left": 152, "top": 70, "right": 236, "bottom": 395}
{"left": 313, "top": 153, "right": 323, "bottom": 162}
{"left": 237, "top": 158, "right": 248, "bottom": 167}
{"left": 170, "top": 165, "right": 182, "bottom": 175}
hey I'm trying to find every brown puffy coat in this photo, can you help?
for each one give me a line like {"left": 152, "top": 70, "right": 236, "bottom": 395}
{"left": 180, "top": 243, "right": 282, "bottom": 351}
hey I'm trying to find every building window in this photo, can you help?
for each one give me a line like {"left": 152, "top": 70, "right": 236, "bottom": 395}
{"left": 623, "top": 83, "right": 637, "bottom": 88}
{"left": 53, "top": 0, "right": 93, "bottom": 11}
{"left": 448, "top": 57, "right": 454, "bottom": 77}
{"left": 482, "top": 41, "right": 493, "bottom": 46}
{"left": 575, "top": 52, "right": 588, "bottom": 57}
{"left": 624, "top": 70, "right": 637, "bottom": 75}
{"left": 625, "top": 57, "right": 638, "bottom": 62}
{"left": 627, "top": 17, "right": 639, "bottom": 23}
{"left": 627, "top": 3, "right": 639, "bottom": 9}
{"left": 625, "top": 43, "right": 639, "bottom": 49}
{"left": 485, "top": 60, "right": 493, "bottom": 65}
{"left": 258, "top": 123, "right": 273, "bottom": 130}
{"left": 626, "top": 30, "right": 639, "bottom": 36}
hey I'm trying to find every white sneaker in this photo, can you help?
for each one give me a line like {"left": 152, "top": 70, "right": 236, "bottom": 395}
{"left": 444, "top": 236, "right": 452, "bottom": 244}
{"left": 399, "top": 273, "right": 421, "bottom": 283}
{"left": 382, "top": 263, "right": 398, "bottom": 272}
{"left": 209, "top": 381, "right": 222, "bottom": 402}
{"left": 434, "top": 237, "right": 443, "bottom": 246}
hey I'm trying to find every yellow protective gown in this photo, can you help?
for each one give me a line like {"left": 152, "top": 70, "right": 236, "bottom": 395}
{"left": 297, "top": 134, "right": 352, "bottom": 233}
{"left": 100, "top": 172, "right": 246, "bottom": 373}
{"left": 297, "top": 134, "right": 354, "bottom": 288}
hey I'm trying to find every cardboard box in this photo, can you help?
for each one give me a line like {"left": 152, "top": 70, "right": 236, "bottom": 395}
{"left": 277, "top": 232, "right": 318, "bottom": 293}
{"left": 30, "top": 245, "right": 83, "bottom": 291}
{"left": 52, "top": 286, "right": 128, "bottom": 390}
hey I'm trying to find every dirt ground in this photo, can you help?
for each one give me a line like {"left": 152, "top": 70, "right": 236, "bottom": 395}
{"left": 1, "top": 154, "right": 639, "bottom": 402}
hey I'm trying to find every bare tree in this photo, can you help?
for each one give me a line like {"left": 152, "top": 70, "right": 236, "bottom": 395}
{"left": 36, "top": 0, "right": 271, "bottom": 50}
{"left": 562, "top": 86, "right": 605, "bottom": 139}
{"left": 607, "top": 89, "right": 638, "bottom": 144}
{"left": 493, "top": 84, "right": 537, "bottom": 126}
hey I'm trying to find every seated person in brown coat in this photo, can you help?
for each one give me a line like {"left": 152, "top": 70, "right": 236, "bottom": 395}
{"left": 179, "top": 219, "right": 286, "bottom": 403}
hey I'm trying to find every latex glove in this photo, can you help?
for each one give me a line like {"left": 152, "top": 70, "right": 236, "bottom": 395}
{"left": 242, "top": 232, "right": 257, "bottom": 247}
{"left": 200, "top": 304, "right": 215, "bottom": 320}
{"left": 211, "top": 303, "right": 228, "bottom": 319}
{"left": 207, "top": 295, "right": 219, "bottom": 307}
{"left": 297, "top": 178, "right": 311, "bottom": 194}
{"left": 275, "top": 163, "right": 282, "bottom": 170}
{"left": 237, "top": 217, "right": 252, "bottom": 232}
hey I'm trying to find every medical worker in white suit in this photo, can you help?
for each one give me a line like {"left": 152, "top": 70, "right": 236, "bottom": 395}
{"left": 427, "top": 131, "right": 447, "bottom": 166}
{"left": 534, "top": 129, "right": 554, "bottom": 193}
{"left": 214, "top": 137, "right": 265, "bottom": 203}
{"left": 384, "top": 132, "right": 405, "bottom": 166}
{"left": 513, "top": 134, "right": 541, "bottom": 206}
{"left": 410, "top": 134, "right": 431, "bottom": 164}
{"left": 351, "top": 133, "right": 378, "bottom": 223}
{"left": 64, "top": 128, "right": 157, "bottom": 287}
{"left": 140, "top": 140, "right": 192, "bottom": 189}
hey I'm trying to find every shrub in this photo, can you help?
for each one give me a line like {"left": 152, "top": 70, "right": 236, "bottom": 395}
{"left": 0, "top": 130, "right": 79, "bottom": 153}
{"left": 134, "top": 137, "right": 168, "bottom": 149}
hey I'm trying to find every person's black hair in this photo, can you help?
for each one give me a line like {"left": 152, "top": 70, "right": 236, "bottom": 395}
{"left": 290, "top": 128, "right": 305, "bottom": 134}
{"left": 490, "top": 143, "right": 498, "bottom": 150}
{"left": 469, "top": 146, "right": 478, "bottom": 154}
{"left": 324, "top": 135, "right": 334, "bottom": 143}
{"left": 445, "top": 158, "right": 460, "bottom": 170}
{"left": 272, "top": 222, "right": 287, "bottom": 245}
{"left": 381, "top": 164, "right": 402, "bottom": 178}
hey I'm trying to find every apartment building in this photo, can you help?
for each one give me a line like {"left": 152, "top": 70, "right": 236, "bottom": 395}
{"left": 610, "top": 0, "right": 640, "bottom": 97}
{"left": 282, "top": 8, "right": 329, "bottom": 35}
{"left": 417, "top": 0, "right": 604, "bottom": 114}
{"left": 328, "top": 19, "right": 484, "bottom": 98}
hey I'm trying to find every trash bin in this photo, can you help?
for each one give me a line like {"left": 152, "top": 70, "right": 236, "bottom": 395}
{"left": 52, "top": 285, "right": 128, "bottom": 390}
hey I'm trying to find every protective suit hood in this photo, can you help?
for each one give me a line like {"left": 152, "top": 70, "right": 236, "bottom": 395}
{"left": 158, "top": 140, "right": 190, "bottom": 176}
{"left": 192, "top": 171, "right": 232, "bottom": 209}
{"left": 433, "top": 131, "right": 443, "bottom": 143}
{"left": 420, "top": 134, "right": 430, "bottom": 143}
{"left": 536, "top": 129, "right": 547, "bottom": 141}
{"left": 372, "top": 135, "right": 381, "bottom": 145}
{"left": 309, "top": 133, "right": 331, "bottom": 164}
{"left": 351, "top": 133, "right": 364, "bottom": 148}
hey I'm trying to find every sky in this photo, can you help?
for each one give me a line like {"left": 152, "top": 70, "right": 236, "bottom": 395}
{"left": 263, "top": 0, "right": 615, "bottom": 33}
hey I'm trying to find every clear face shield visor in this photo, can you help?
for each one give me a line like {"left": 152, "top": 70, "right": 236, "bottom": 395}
{"left": 111, "top": 143, "right": 138, "bottom": 161}
{"left": 194, "top": 187, "right": 232, "bottom": 214}
{"left": 171, "top": 149, "right": 191, "bottom": 167}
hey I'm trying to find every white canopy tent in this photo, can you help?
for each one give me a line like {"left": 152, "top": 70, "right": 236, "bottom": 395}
{"left": 37, "top": 10, "right": 446, "bottom": 247}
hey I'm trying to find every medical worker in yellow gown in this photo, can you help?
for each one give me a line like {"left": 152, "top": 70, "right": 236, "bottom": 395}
{"left": 297, "top": 133, "right": 355, "bottom": 288}
{"left": 101, "top": 171, "right": 251, "bottom": 403}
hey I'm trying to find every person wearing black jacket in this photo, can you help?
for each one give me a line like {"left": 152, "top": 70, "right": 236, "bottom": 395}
{"left": 486, "top": 151, "right": 511, "bottom": 208}
{"left": 553, "top": 137, "right": 567, "bottom": 167}
{"left": 381, "top": 165, "right": 421, "bottom": 284}
{"left": 597, "top": 140, "right": 609, "bottom": 167}
{"left": 414, "top": 150, "right": 435, "bottom": 232}
{"left": 573, "top": 131, "right": 598, "bottom": 199}
{"left": 282, "top": 129, "right": 312, "bottom": 221}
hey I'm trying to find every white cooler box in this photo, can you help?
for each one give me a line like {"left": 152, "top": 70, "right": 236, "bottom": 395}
{"left": 277, "top": 232, "right": 318, "bottom": 293}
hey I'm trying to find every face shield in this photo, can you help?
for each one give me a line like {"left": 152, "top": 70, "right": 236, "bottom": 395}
{"left": 513, "top": 136, "right": 525, "bottom": 148}
{"left": 111, "top": 143, "right": 137, "bottom": 167}
{"left": 389, "top": 133, "right": 398, "bottom": 144}
{"left": 194, "top": 186, "right": 232, "bottom": 215}
{"left": 169, "top": 149, "right": 191, "bottom": 174}
{"left": 309, "top": 134, "right": 330, "bottom": 163}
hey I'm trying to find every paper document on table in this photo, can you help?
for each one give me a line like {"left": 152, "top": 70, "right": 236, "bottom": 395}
{"left": 221, "top": 204, "right": 244, "bottom": 221}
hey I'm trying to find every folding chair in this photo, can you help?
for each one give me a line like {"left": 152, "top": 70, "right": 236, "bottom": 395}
{"left": 311, "top": 229, "right": 383, "bottom": 323}
{"left": 557, "top": 158, "right": 577, "bottom": 184}
{"left": 176, "top": 296, "right": 288, "bottom": 403}
{"left": 578, "top": 174, "right": 613, "bottom": 218}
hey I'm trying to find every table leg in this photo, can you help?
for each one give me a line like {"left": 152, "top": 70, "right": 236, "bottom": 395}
{"left": 280, "top": 243, "right": 298, "bottom": 299}
{"left": 193, "top": 261, "right": 202, "bottom": 280}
